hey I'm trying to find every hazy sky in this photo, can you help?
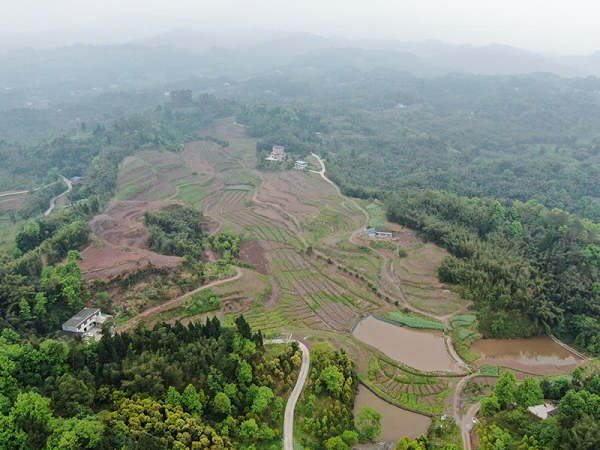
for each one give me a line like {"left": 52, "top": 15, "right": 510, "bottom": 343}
{"left": 4, "top": 0, "right": 600, "bottom": 55}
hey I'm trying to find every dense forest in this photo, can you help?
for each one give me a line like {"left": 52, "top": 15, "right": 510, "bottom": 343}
{"left": 0, "top": 315, "right": 316, "bottom": 450}
{"left": 473, "top": 367, "right": 600, "bottom": 449}
{"left": 387, "top": 189, "right": 600, "bottom": 348}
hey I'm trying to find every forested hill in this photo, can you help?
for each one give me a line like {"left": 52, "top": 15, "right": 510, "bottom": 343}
{"left": 312, "top": 72, "right": 600, "bottom": 220}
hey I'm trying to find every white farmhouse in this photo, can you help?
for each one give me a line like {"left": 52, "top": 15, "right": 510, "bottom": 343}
{"left": 62, "top": 308, "right": 113, "bottom": 338}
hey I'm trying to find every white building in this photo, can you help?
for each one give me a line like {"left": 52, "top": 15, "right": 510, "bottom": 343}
{"left": 266, "top": 145, "right": 286, "bottom": 163}
{"left": 62, "top": 308, "right": 113, "bottom": 337}
{"left": 294, "top": 160, "right": 308, "bottom": 170}
{"left": 527, "top": 403, "right": 558, "bottom": 420}
{"left": 362, "top": 227, "right": 393, "bottom": 238}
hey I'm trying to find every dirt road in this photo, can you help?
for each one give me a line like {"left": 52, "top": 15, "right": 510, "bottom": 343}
{"left": 119, "top": 267, "right": 242, "bottom": 331}
{"left": 267, "top": 338, "right": 310, "bottom": 450}
{"left": 0, "top": 190, "right": 29, "bottom": 199}
{"left": 44, "top": 175, "right": 73, "bottom": 216}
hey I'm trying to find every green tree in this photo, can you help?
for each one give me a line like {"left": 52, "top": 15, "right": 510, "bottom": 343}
{"left": 236, "top": 360, "right": 253, "bottom": 385}
{"left": 481, "top": 396, "right": 500, "bottom": 417}
{"left": 240, "top": 418, "right": 259, "bottom": 439}
{"left": 516, "top": 378, "right": 544, "bottom": 408}
{"left": 325, "top": 436, "right": 350, "bottom": 450}
{"left": 213, "top": 392, "right": 232, "bottom": 415}
{"left": 356, "top": 406, "right": 382, "bottom": 443}
{"left": 251, "top": 386, "right": 274, "bottom": 414}
{"left": 321, "top": 365, "right": 344, "bottom": 397}
{"left": 181, "top": 384, "right": 203, "bottom": 416}
{"left": 165, "top": 386, "right": 182, "bottom": 407}
{"left": 9, "top": 392, "right": 53, "bottom": 450}
{"left": 494, "top": 371, "right": 517, "bottom": 409}
{"left": 45, "top": 417, "right": 104, "bottom": 450}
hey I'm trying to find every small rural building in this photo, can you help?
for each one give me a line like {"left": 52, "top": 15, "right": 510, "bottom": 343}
{"left": 527, "top": 403, "right": 558, "bottom": 420}
{"left": 266, "top": 145, "right": 286, "bottom": 162}
{"left": 62, "top": 308, "right": 113, "bottom": 336}
{"left": 362, "top": 227, "right": 393, "bottom": 238}
{"left": 294, "top": 160, "right": 308, "bottom": 170}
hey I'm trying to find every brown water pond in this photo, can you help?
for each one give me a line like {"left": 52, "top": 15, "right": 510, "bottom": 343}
{"left": 355, "top": 385, "right": 431, "bottom": 442}
{"left": 352, "top": 316, "right": 462, "bottom": 373}
{"left": 471, "top": 334, "right": 582, "bottom": 366}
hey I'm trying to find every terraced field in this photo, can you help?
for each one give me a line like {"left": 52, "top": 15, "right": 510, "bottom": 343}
{"left": 393, "top": 243, "right": 467, "bottom": 315}
{"left": 369, "top": 356, "right": 450, "bottom": 414}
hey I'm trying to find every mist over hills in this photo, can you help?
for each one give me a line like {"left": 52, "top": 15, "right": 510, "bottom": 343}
{"left": 1, "top": 28, "right": 600, "bottom": 78}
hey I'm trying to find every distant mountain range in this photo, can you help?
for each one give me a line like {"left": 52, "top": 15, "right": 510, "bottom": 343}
{"left": 1, "top": 28, "right": 600, "bottom": 78}
{"left": 131, "top": 29, "right": 600, "bottom": 78}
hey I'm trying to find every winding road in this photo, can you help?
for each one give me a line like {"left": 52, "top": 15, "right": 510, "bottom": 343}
{"left": 267, "top": 338, "right": 310, "bottom": 450}
{"left": 311, "top": 153, "right": 478, "bottom": 449}
{"left": 118, "top": 267, "right": 243, "bottom": 331}
{"left": 44, "top": 175, "right": 73, "bottom": 216}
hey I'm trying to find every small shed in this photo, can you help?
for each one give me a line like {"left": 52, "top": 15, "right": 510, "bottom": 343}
{"left": 528, "top": 403, "right": 558, "bottom": 420}
{"left": 362, "top": 227, "right": 376, "bottom": 237}
{"left": 294, "top": 160, "right": 308, "bottom": 170}
{"left": 375, "top": 229, "right": 393, "bottom": 238}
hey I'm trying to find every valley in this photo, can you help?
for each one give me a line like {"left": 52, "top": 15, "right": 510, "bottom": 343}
{"left": 77, "top": 117, "right": 588, "bottom": 450}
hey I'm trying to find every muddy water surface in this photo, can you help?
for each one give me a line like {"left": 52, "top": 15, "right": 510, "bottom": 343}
{"left": 352, "top": 316, "right": 461, "bottom": 373}
{"left": 471, "top": 334, "right": 581, "bottom": 366}
{"left": 355, "top": 385, "right": 431, "bottom": 442}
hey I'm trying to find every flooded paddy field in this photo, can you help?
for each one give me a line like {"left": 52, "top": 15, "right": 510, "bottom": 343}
{"left": 355, "top": 385, "right": 431, "bottom": 442}
{"left": 352, "top": 315, "right": 462, "bottom": 373}
{"left": 471, "top": 334, "right": 584, "bottom": 374}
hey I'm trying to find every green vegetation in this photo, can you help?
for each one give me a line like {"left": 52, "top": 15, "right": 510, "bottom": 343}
{"left": 0, "top": 316, "right": 315, "bottom": 449}
{"left": 388, "top": 189, "right": 600, "bottom": 346}
{"left": 366, "top": 355, "right": 448, "bottom": 414}
{"left": 387, "top": 311, "right": 448, "bottom": 331}
{"left": 209, "top": 233, "right": 241, "bottom": 263}
{"left": 145, "top": 204, "right": 206, "bottom": 259}
{"left": 296, "top": 343, "right": 360, "bottom": 450}
{"left": 477, "top": 368, "right": 600, "bottom": 449}
{"left": 365, "top": 202, "right": 386, "bottom": 228}
{"left": 369, "top": 240, "right": 397, "bottom": 250}
{"left": 182, "top": 289, "right": 222, "bottom": 315}
{"left": 450, "top": 315, "right": 481, "bottom": 363}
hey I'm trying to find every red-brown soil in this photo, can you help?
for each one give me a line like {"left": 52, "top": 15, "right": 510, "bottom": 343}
{"left": 240, "top": 240, "right": 268, "bottom": 274}
{"left": 80, "top": 201, "right": 182, "bottom": 280}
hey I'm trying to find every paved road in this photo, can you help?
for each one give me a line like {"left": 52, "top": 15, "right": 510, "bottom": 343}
{"left": 44, "top": 175, "right": 73, "bottom": 216}
{"left": 268, "top": 338, "right": 310, "bottom": 450}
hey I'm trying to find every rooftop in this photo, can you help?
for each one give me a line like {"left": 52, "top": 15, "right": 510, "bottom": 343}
{"left": 528, "top": 403, "right": 558, "bottom": 420}
{"left": 63, "top": 308, "right": 100, "bottom": 328}
{"left": 295, "top": 160, "right": 308, "bottom": 165}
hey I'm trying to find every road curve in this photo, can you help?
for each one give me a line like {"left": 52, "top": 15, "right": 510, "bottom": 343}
{"left": 44, "top": 175, "right": 73, "bottom": 216}
{"left": 267, "top": 338, "right": 310, "bottom": 450}
{"left": 119, "top": 267, "right": 243, "bottom": 331}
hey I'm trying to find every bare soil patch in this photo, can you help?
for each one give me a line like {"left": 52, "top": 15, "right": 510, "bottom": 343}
{"left": 240, "top": 239, "right": 268, "bottom": 274}
{"left": 0, "top": 194, "right": 25, "bottom": 213}
{"left": 197, "top": 117, "right": 247, "bottom": 139}
{"left": 81, "top": 200, "right": 182, "bottom": 280}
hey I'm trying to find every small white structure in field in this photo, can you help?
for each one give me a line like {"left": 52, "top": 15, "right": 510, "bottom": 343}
{"left": 528, "top": 403, "right": 558, "bottom": 420}
{"left": 362, "top": 228, "right": 393, "bottom": 238}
